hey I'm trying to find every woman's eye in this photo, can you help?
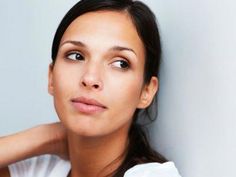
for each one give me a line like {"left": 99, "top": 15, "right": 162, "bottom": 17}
{"left": 111, "top": 60, "right": 130, "bottom": 69}
{"left": 66, "top": 52, "right": 84, "bottom": 61}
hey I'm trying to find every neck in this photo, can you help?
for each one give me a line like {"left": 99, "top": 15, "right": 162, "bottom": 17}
{"left": 67, "top": 130, "right": 129, "bottom": 177}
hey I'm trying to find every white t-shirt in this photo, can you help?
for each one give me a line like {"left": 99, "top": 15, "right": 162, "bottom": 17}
{"left": 9, "top": 155, "right": 181, "bottom": 177}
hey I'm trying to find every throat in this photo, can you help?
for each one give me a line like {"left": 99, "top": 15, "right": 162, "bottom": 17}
{"left": 67, "top": 131, "right": 129, "bottom": 177}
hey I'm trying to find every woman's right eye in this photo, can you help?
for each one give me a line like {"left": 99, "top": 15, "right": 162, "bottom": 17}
{"left": 66, "top": 52, "right": 84, "bottom": 61}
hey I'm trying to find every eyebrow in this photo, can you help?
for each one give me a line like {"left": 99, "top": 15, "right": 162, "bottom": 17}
{"left": 60, "top": 40, "right": 137, "bottom": 56}
{"left": 60, "top": 40, "right": 86, "bottom": 48}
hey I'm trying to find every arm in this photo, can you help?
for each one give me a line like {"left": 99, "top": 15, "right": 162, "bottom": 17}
{"left": 0, "top": 122, "right": 68, "bottom": 169}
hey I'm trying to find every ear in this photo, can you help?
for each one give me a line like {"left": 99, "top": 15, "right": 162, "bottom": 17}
{"left": 48, "top": 63, "right": 54, "bottom": 96}
{"left": 137, "top": 77, "right": 158, "bottom": 109}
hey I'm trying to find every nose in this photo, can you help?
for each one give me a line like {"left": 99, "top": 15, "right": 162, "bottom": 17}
{"left": 80, "top": 64, "right": 103, "bottom": 91}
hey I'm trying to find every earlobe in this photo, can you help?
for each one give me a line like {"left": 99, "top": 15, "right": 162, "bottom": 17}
{"left": 137, "top": 77, "right": 158, "bottom": 109}
{"left": 48, "top": 63, "right": 54, "bottom": 96}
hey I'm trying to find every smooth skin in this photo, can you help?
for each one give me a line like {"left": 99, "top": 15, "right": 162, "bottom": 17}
{"left": 0, "top": 123, "right": 68, "bottom": 177}
{"left": 0, "top": 10, "right": 158, "bottom": 177}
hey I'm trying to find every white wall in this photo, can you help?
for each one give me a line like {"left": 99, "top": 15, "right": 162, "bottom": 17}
{"left": 146, "top": 0, "right": 236, "bottom": 177}
{"left": 0, "top": 1, "right": 235, "bottom": 177}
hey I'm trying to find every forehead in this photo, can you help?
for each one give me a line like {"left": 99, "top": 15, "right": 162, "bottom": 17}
{"left": 60, "top": 10, "right": 145, "bottom": 58}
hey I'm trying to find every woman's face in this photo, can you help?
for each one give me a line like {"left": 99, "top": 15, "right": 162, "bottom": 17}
{"left": 48, "top": 10, "right": 157, "bottom": 137}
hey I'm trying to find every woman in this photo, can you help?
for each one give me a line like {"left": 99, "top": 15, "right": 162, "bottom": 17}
{"left": 0, "top": 0, "right": 181, "bottom": 176}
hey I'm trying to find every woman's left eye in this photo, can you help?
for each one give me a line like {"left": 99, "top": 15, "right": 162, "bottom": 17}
{"left": 111, "top": 60, "right": 130, "bottom": 69}
{"left": 66, "top": 52, "right": 84, "bottom": 61}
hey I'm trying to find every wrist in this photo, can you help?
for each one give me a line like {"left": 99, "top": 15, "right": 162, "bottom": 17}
{"left": 36, "top": 123, "right": 68, "bottom": 157}
{"left": 31, "top": 124, "right": 56, "bottom": 155}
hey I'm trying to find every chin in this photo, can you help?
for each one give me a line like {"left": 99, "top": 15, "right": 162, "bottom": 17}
{"left": 64, "top": 120, "right": 106, "bottom": 138}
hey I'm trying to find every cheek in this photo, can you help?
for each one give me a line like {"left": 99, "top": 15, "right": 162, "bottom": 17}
{"left": 106, "top": 73, "right": 143, "bottom": 111}
{"left": 53, "top": 64, "right": 78, "bottom": 96}
{"left": 101, "top": 75, "right": 143, "bottom": 133}
{"left": 52, "top": 65, "right": 78, "bottom": 116}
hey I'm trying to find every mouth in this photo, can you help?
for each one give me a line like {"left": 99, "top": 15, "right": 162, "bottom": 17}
{"left": 71, "top": 96, "right": 107, "bottom": 114}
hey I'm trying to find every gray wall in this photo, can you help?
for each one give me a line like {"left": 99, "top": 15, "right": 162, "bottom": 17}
{"left": 0, "top": 0, "right": 78, "bottom": 134}
{"left": 0, "top": 1, "right": 235, "bottom": 177}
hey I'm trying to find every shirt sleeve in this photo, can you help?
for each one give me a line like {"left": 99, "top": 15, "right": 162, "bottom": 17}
{"left": 8, "top": 156, "right": 38, "bottom": 177}
{"left": 124, "top": 162, "right": 182, "bottom": 177}
{"left": 8, "top": 154, "right": 70, "bottom": 177}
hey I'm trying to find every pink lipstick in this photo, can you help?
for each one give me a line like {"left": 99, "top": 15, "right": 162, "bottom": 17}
{"left": 71, "top": 97, "right": 107, "bottom": 114}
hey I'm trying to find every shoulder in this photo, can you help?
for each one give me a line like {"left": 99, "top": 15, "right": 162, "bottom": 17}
{"left": 124, "top": 162, "right": 182, "bottom": 177}
{"left": 8, "top": 154, "right": 71, "bottom": 177}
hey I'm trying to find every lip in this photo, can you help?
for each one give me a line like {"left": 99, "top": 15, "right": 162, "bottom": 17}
{"left": 71, "top": 96, "right": 107, "bottom": 114}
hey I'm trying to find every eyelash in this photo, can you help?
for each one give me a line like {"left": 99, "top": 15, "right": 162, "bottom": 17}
{"left": 111, "top": 59, "right": 130, "bottom": 70}
{"left": 65, "top": 51, "right": 84, "bottom": 61}
{"left": 64, "top": 51, "right": 130, "bottom": 70}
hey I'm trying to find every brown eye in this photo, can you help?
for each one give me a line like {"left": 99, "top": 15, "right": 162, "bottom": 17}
{"left": 66, "top": 52, "right": 84, "bottom": 61}
{"left": 111, "top": 60, "right": 130, "bottom": 69}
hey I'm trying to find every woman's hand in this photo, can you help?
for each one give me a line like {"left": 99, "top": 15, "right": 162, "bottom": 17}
{"left": 46, "top": 122, "right": 69, "bottom": 160}
{"left": 0, "top": 122, "right": 69, "bottom": 169}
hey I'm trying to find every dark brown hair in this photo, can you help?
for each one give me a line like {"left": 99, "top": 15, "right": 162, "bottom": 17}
{"left": 51, "top": 0, "right": 167, "bottom": 176}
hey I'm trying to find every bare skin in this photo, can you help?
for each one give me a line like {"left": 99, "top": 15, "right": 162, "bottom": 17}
{"left": 0, "top": 123, "right": 68, "bottom": 176}
{"left": 67, "top": 128, "right": 129, "bottom": 177}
